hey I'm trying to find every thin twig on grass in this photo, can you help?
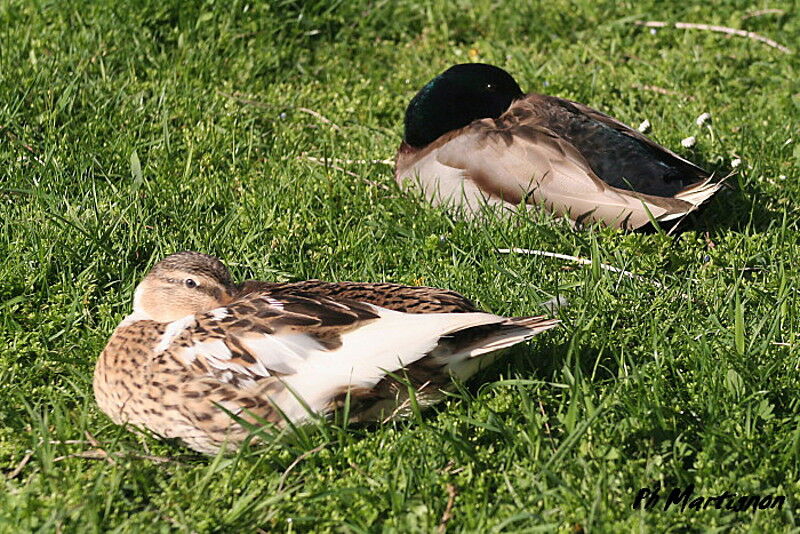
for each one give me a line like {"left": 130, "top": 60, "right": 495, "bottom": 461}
{"left": 53, "top": 449, "right": 116, "bottom": 464}
{"left": 538, "top": 400, "right": 557, "bottom": 452}
{"left": 6, "top": 452, "right": 33, "bottom": 480}
{"left": 2, "top": 127, "right": 46, "bottom": 165}
{"left": 215, "top": 94, "right": 345, "bottom": 132}
{"left": 84, "top": 431, "right": 102, "bottom": 447}
{"left": 215, "top": 90, "right": 272, "bottom": 108}
{"left": 302, "top": 156, "right": 359, "bottom": 178}
{"left": 303, "top": 156, "right": 394, "bottom": 166}
{"left": 84, "top": 431, "right": 117, "bottom": 465}
{"left": 299, "top": 154, "right": 391, "bottom": 190}
{"left": 742, "top": 9, "right": 785, "bottom": 20}
{"left": 347, "top": 460, "right": 374, "bottom": 482}
{"left": 439, "top": 460, "right": 465, "bottom": 476}
{"left": 635, "top": 20, "right": 792, "bottom": 54}
{"left": 297, "top": 107, "right": 341, "bottom": 131}
{"left": 497, "top": 248, "right": 664, "bottom": 289}
{"left": 11, "top": 435, "right": 189, "bottom": 476}
{"left": 382, "top": 380, "right": 432, "bottom": 423}
{"left": 437, "top": 484, "right": 457, "bottom": 533}
{"left": 632, "top": 84, "right": 696, "bottom": 101}
{"left": 159, "top": 513, "right": 198, "bottom": 534}
{"left": 51, "top": 448, "right": 175, "bottom": 464}
{"left": 277, "top": 443, "right": 327, "bottom": 492}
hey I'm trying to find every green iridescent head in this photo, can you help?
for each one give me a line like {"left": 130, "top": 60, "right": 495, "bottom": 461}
{"left": 403, "top": 63, "right": 524, "bottom": 147}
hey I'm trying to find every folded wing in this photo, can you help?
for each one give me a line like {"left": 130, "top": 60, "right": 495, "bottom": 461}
{"left": 162, "top": 292, "right": 514, "bottom": 423}
{"left": 428, "top": 118, "right": 715, "bottom": 229}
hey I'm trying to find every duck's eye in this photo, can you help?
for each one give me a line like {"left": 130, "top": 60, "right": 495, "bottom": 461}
{"left": 486, "top": 83, "right": 496, "bottom": 91}
{"left": 185, "top": 278, "right": 198, "bottom": 289}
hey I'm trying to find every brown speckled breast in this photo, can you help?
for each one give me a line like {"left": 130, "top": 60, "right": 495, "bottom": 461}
{"left": 93, "top": 320, "right": 167, "bottom": 426}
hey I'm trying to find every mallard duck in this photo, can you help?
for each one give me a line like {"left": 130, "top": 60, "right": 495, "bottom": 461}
{"left": 94, "top": 252, "right": 558, "bottom": 454}
{"left": 395, "top": 63, "right": 723, "bottom": 230}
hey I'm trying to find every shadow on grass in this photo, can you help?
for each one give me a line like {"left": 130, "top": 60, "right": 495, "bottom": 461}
{"left": 498, "top": 341, "right": 620, "bottom": 384}
{"left": 639, "top": 185, "right": 782, "bottom": 235}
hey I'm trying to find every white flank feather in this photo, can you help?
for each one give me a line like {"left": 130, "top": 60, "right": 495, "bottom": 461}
{"left": 274, "top": 308, "right": 508, "bottom": 420}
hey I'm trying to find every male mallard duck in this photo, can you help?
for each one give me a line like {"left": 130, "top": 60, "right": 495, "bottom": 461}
{"left": 395, "top": 63, "right": 723, "bottom": 230}
{"left": 94, "top": 252, "right": 558, "bottom": 454}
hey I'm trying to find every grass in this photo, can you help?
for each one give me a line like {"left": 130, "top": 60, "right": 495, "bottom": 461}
{"left": 1, "top": 0, "right": 799, "bottom": 531}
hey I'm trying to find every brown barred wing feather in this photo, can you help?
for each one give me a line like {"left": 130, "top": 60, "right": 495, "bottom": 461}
{"left": 239, "top": 279, "right": 479, "bottom": 313}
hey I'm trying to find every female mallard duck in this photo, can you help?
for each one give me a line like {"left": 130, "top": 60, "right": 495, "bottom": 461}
{"left": 395, "top": 63, "right": 723, "bottom": 230}
{"left": 94, "top": 251, "right": 558, "bottom": 454}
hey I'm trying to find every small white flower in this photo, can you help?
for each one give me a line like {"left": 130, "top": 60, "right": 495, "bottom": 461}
{"left": 650, "top": 28, "right": 657, "bottom": 35}
{"left": 695, "top": 112, "right": 711, "bottom": 126}
{"left": 681, "top": 136, "right": 696, "bottom": 148}
{"left": 779, "top": 175, "right": 787, "bottom": 180}
{"left": 731, "top": 158, "right": 742, "bottom": 168}
{"left": 637, "top": 119, "right": 651, "bottom": 133}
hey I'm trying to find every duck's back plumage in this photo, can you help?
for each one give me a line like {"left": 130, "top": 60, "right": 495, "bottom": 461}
{"left": 238, "top": 279, "right": 480, "bottom": 313}
{"left": 396, "top": 93, "right": 722, "bottom": 229}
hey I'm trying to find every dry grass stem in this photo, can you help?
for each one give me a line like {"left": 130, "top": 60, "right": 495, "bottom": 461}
{"left": 633, "top": 84, "right": 696, "bottom": 100}
{"left": 51, "top": 448, "right": 175, "bottom": 464}
{"left": 6, "top": 452, "right": 33, "bottom": 480}
{"left": 437, "top": 484, "right": 458, "bottom": 533}
{"left": 382, "top": 380, "right": 432, "bottom": 423}
{"left": 277, "top": 443, "right": 327, "bottom": 492}
{"left": 539, "top": 400, "right": 557, "bottom": 452}
{"left": 303, "top": 156, "right": 394, "bottom": 166}
{"left": 300, "top": 155, "right": 391, "bottom": 190}
{"left": 497, "top": 247, "right": 664, "bottom": 288}
{"left": 215, "top": 90, "right": 271, "bottom": 108}
{"left": 742, "top": 9, "right": 785, "bottom": 20}
{"left": 635, "top": 20, "right": 792, "bottom": 54}
{"left": 297, "top": 107, "right": 341, "bottom": 131}
{"left": 3, "top": 127, "right": 46, "bottom": 165}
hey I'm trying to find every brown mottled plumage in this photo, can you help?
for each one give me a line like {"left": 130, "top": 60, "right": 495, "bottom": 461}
{"left": 94, "top": 252, "right": 558, "bottom": 454}
{"left": 239, "top": 279, "right": 480, "bottom": 314}
{"left": 396, "top": 63, "right": 724, "bottom": 230}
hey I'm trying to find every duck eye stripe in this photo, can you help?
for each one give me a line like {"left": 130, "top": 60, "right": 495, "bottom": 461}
{"left": 198, "top": 286, "right": 221, "bottom": 299}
